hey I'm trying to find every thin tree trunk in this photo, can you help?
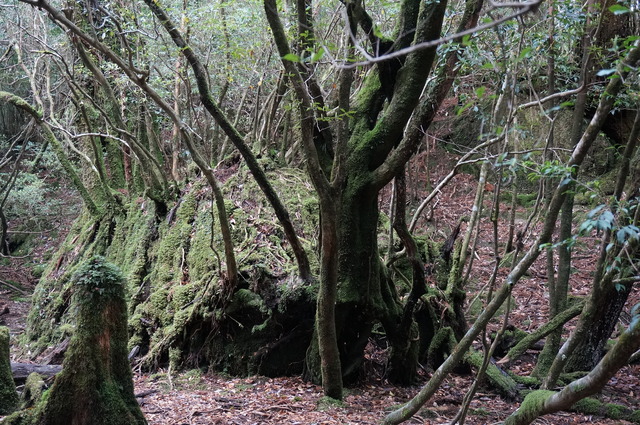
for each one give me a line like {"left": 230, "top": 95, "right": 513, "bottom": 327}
{"left": 143, "top": 0, "right": 312, "bottom": 281}
{"left": 0, "top": 91, "right": 101, "bottom": 217}
{"left": 383, "top": 40, "right": 640, "bottom": 425}
{"left": 505, "top": 308, "right": 640, "bottom": 425}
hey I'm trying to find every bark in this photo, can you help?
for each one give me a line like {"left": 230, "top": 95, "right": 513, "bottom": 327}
{"left": 266, "top": 0, "right": 478, "bottom": 396}
{"left": 501, "top": 300, "right": 584, "bottom": 365}
{"left": 536, "top": 2, "right": 598, "bottom": 376}
{"left": 544, "top": 93, "right": 640, "bottom": 383}
{"left": 0, "top": 207, "right": 8, "bottom": 255}
{"left": 10, "top": 363, "right": 62, "bottom": 383}
{"left": 504, "top": 308, "right": 640, "bottom": 425}
{"left": 264, "top": 0, "right": 341, "bottom": 397}
{"left": 387, "top": 168, "right": 425, "bottom": 384}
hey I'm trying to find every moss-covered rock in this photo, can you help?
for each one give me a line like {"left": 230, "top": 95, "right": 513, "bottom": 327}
{"left": 0, "top": 326, "right": 19, "bottom": 414}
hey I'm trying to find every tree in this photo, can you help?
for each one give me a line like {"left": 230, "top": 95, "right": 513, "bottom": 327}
{"left": 505, "top": 302, "right": 640, "bottom": 425}
{"left": 383, "top": 35, "right": 640, "bottom": 425}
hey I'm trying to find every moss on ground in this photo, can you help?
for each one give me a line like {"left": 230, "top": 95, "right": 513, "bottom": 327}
{"left": 572, "top": 398, "right": 638, "bottom": 422}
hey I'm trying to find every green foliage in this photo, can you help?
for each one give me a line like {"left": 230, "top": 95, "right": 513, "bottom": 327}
{"left": 1, "top": 173, "right": 59, "bottom": 229}
{"left": 73, "top": 256, "right": 125, "bottom": 300}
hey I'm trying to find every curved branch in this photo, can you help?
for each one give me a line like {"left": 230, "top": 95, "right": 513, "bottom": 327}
{"left": 0, "top": 91, "right": 101, "bottom": 216}
{"left": 143, "top": 0, "right": 312, "bottom": 281}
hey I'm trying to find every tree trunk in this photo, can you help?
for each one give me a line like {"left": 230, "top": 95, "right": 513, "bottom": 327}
{"left": 10, "top": 363, "right": 62, "bottom": 383}
{"left": 304, "top": 181, "right": 404, "bottom": 386}
{"left": 565, "top": 280, "right": 634, "bottom": 372}
{"left": 504, "top": 305, "right": 640, "bottom": 425}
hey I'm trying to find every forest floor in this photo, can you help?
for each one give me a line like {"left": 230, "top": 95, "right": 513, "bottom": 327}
{"left": 1, "top": 142, "right": 639, "bottom": 424}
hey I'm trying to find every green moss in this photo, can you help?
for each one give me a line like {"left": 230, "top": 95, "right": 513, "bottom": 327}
{"left": 29, "top": 257, "right": 146, "bottom": 425}
{"left": 558, "top": 371, "right": 589, "bottom": 385}
{"left": 471, "top": 407, "right": 490, "bottom": 416}
{"left": 173, "top": 306, "right": 194, "bottom": 329}
{"left": 505, "top": 390, "right": 556, "bottom": 425}
{"left": 227, "top": 289, "right": 267, "bottom": 314}
{"left": 21, "top": 373, "right": 46, "bottom": 409}
{"left": 0, "top": 327, "right": 19, "bottom": 415}
{"left": 427, "top": 326, "right": 456, "bottom": 368}
{"left": 629, "top": 409, "right": 640, "bottom": 424}
{"left": 508, "top": 372, "right": 540, "bottom": 387}
{"left": 465, "top": 349, "right": 518, "bottom": 398}
{"left": 573, "top": 397, "right": 602, "bottom": 415}
{"left": 149, "top": 288, "right": 171, "bottom": 324}
{"left": 23, "top": 165, "right": 322, "bottom": 377}
{"left": 605, "top": 403, "right": 626, "bottom": 420}
{"left": 316, "top": 396, "right": 346, "bottom": 411}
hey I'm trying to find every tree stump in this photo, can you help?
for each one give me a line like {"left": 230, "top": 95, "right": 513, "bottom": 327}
{"left": 36, "top": 256, "right": 147, "bottom": 425}
{"left": 0, "top": 326, "right": 18, "bottom": 414}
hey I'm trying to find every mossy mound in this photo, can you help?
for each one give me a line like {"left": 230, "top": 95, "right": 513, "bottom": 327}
{"left": 22, "top": 165, "right": 320, "bottom": 377}
{"left": 573, "top": 398, "right": 639, "bottom": 422}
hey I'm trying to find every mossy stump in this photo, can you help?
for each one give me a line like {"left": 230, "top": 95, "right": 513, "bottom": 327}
{"left": 21, "top": 373, "right": 45, "bottom": 409}
{"left": 37, "top": 256, "right": 146, "bottom": 425}
{"left": 0, "top": 326, "right": 19, "bottom": 414}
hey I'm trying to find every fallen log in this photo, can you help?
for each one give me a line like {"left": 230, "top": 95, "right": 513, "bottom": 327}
{"left": 11, "top": 362, "right": 61, "bottom": 382}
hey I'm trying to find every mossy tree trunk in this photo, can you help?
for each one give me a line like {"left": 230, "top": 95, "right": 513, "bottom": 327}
{"left": 504, "top": 305, "right": 640, "bottom": 425}
{"left": 534, "top": 0, "right": 597, "bottom": 377}
{"left": 264, "top": 0, "right": 483, "bottom": 398}
{"left": 36, "top": 256, "right": 146, "bottom": 425}
{"left": 543, "top": 102, "right": 640, "bottom": 386}
{"left": 0, "top": 326, "right": 19, "bottom": 415}
{"left": 563, "top": 113, "right": 640, "bottom": 373}
{"left": 383, "top": 39, "right": 640, "bottom": 425}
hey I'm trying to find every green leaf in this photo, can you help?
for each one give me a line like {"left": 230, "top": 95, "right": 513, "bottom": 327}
{"left": 608, "top": 4, "right": 629, "bottom": 14}
{"left": 310, "top": 48, "right": 325, "bottom": 62}
{"left": 518, "top": 47, "right": 532, "bottom": 60}
{"left": 282, "top": 53, "right": 300, "bottom": 62}
{"left": 475, "top": 86, "right": 486, "bottom": 98}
